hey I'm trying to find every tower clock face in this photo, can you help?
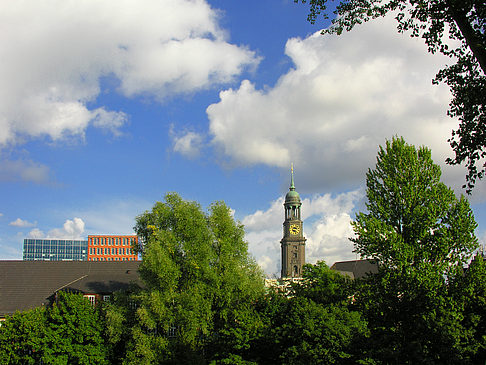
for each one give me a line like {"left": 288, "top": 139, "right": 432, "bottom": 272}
{"left": 289, "top": 224, "right": 300, "bottom": 235}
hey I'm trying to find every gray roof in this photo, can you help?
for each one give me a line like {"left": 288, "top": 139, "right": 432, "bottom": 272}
{"left": 330, "top": 259, "right": 379, "bottom": 279}
{"left": 0, "top": 260, "right": 143, "bottom": 316}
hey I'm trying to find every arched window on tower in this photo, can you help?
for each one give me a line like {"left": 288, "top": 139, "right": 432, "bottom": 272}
{"left": 293, "top": 265, "right": 298, "bottom": 276}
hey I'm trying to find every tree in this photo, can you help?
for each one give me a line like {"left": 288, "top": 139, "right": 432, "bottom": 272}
{"left": 292, "top": 261, "right": 353, "bottom": 306}
{"left": 43, "top": 291, "right": 109, "bottom": 364}
{"left": 0, "top": 292, "right": 109, "bottom": 365}
{"left": 103, "top": 290, "right": 141, "bottom": 364}
{"left": 297, "top": 0, "right": 486, "bottom": 192}
{"left": 351, "top": 137, "right": 479, "bottom": 364}
{"left": 449, "top": 253, "right": 486, "bottom": 363}
{"left": 267, "top": 297, "right": 367, "bottom": 365}
{"left": 0, "top": 307, "right": 47, "bottom": 364}
{"left": 352, "top": 137, "right": 477, "bottom": 272}
{"left": 252, "top": 262, "right": 370, "bottom": 365}
{"left": 125, "top": 193, "right": 265, "bottom": 364}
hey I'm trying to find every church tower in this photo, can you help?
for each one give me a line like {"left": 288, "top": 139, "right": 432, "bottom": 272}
{"left": 281, "top": 165, "right": 306, "bottom": 278}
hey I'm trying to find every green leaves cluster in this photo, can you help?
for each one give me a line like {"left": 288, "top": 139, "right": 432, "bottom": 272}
{"left": 0, "top": 292, "right": 108, "bottom": 365}
{"left": 258, "top": 262, "right": 369, "bottom": 365}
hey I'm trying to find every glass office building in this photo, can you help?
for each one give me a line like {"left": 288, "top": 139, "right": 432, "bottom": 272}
{"left": 23, "top": 239, "right": 88, "bottom": 261}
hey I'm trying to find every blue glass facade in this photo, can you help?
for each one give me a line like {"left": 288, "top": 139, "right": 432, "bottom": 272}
{"left": 23, "top": 239, "right": 88, "bottom": 261}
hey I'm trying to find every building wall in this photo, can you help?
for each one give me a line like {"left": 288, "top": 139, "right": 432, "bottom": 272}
{"left": 87, "top": 235, "right": 138, "bottom": 261}
{"left": 23, "top": 239, "right": 88, "bottom": 261}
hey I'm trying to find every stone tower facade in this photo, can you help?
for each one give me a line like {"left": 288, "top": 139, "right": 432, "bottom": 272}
{"left": 281, "top": 165, "right": 306, "bottom": 278}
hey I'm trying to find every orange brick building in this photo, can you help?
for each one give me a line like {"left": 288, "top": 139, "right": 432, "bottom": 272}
{"left": 87, "top": 235, "right": 138, "bottom": 261}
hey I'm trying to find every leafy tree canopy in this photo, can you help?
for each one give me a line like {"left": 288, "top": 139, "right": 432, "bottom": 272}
{"left": 43, "top": 291, "right": 109, "bottom": 365}
{"left": 0, "top": 307, "right": 47, "bottom": 365}
{"left": 253, "top": 262, "right": 369, "bottom": 365}
{"left": 297, "top": 0, "right": 486, "bottom": 193}
{"left": 449, "top": 253, "right": 486, "bottom": 362}
{"left": 126, "top": 193, "right": 265, "bottom": 364}
{"left": 352, "top": 136, "right": 478, "bottom": 273}
{"left": 0, "top": 292, "right": 108, "bottom": 365}
{"left": 292, "top": 261, "right": 353, "bottom": 305}
{"left": 351, "top": 136, "right": 479, "bottom": 364}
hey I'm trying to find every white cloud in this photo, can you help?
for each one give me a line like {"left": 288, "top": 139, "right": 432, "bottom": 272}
{"left": 0, "top": 159, "right": 51, "bottom": 184}
{"left": 0, "top": 0, "right": 259, "bottom": 147}
{"left": 9, "top": 218, "right": 37, "bottom": 228}
{"left": 27, "top": 228, "right": 45, "bottom": 239}
{"left": 242, "top": 189, "right": 363, "bottom": 276}
{"left": 171, "top": 127, "right": 204, "bottom": 158}
{"left": 28, "top": 218, "right": 85, "bottom": 240}
{"left": 207, "top": 14, "right": 466, "bottom": 193}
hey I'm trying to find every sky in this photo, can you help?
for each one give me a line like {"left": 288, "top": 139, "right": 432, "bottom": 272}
{"left": 1, "top": 0, "right": 485, "bottom": 276}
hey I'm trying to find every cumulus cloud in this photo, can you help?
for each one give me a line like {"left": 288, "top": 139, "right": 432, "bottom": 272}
{"left": 170, "top": 127, "right": 204, "bottom": 158}
{"left": 0, "top": 0, "right": 259, "bottom": 147}
{"left": 27, "top": 229, "right": 45, "bottom": 239}
{"left": 207, "top": 14, "right": 464, "bottom": 193}
{"left": 28, "top": 218, "right": 85, "bottom": 240}
{"left": 242, "top": 189, "right": 363, "bottom": 276}
{"left": 9, "top": 218, "right": 37, "bottom": 228}
{"left": 0, "top": 159, "right": 51, "bottom": 184}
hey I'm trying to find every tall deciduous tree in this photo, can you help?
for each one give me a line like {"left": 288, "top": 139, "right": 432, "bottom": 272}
{"left": 297, "top": 0, "right": 486, "bottom": 192}
{"left": 351, "top": 137, "right": 478, "bottom": 364}
{"left": 126, "top": 193, "right": 265, "bottom": 364}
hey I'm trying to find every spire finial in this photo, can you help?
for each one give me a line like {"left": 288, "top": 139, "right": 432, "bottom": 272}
{"left": 290, "top": 163, "right": 295, "bottom": 190}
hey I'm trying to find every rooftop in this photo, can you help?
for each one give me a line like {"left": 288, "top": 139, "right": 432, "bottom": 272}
{"left": 0, "top": 260, "right": 143, "bottom": 317}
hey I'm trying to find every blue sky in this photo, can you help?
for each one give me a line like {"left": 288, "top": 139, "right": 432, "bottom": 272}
{"left": 1, "top": 0, "right": 484, "bottom": 276}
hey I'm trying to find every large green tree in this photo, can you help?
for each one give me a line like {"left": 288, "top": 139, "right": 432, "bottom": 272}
{"left": 124, "top": 193, "right": 265, "bottom": 364}
{"left": 297, "top": 0, "right": 486, "bottom": 192}
{"left": 351, "top": 137, "right": 479, "bottom": 364}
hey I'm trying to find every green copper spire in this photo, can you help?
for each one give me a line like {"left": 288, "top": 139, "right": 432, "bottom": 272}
{"left": 285, "top": 163, "right": 301, "bottom": 204}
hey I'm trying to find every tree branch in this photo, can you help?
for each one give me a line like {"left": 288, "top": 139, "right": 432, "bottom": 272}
{"left": 448, "top": 1, "right": 486, "bottom": 74}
